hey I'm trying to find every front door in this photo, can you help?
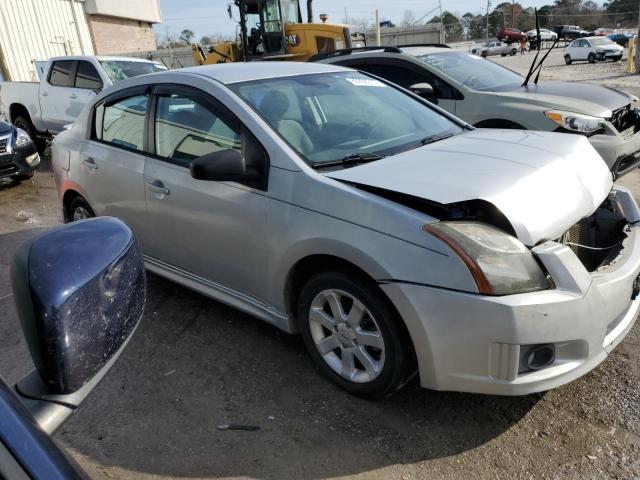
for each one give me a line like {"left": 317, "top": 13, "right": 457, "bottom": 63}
{"left": 143, "top": 85, "right": 268, "bottom": 302}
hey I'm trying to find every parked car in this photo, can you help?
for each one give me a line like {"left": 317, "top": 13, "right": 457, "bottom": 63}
{"left": 53, "top": 62, "right": 640, "bottom": 398}
{"left": 471, "top": 41, "right": 518, "bottom": 57}
{"left": 0, "top": 120, "right": 40, "bottom": 182}
{"left": 564, "top": 36, "right": 624, "bottom": 64}
{"left": 314, "top": 46, "right": 640, "bottom": 178}
{"left": 608, "top": 32, "right": 633, "bottom": 47}
{"left": 593, "top": 28, "right": 615, "bottom": 36}
{"left": 554, "top": 25, "right": 589, "bottom": 40}
{"left": 496, "top": 28, "right": 527, "bottom": 43}
{"left": 525, "top": 28, "right": 558, "bottom": 41}
{"left": 0, "top": 55, "right": 167, "bottom": 149}
{"left": 0, "top": 217, "right": 145, "bottom": 479}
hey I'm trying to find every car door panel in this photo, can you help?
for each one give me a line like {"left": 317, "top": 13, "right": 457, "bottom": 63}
{"left": 143, "top": 85, "right": 268, "bottom": 302}
{"left": 39, "top": 60, "right": 75, "bottom": 133}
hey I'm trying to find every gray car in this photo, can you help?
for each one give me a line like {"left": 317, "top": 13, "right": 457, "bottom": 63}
{"left": 314, "top": 46, "right": 640, "bottom": 178}
{"left": 52, "top": 62, "right": 640, "bottom": 398}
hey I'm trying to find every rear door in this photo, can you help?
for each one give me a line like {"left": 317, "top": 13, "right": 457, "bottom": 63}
{"left": 74, "top": 86, "right": 149, "bottom": 239}
{"left": 142, "top": 84, "right": 269, "bottom": 301}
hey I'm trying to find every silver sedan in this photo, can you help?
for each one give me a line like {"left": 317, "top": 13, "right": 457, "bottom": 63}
{"left": 52, "top": 62, "right": 640, "bottom": 398}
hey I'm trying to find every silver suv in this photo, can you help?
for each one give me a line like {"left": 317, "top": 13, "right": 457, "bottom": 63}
{"left": 314, "top": 45, "right": 640, "bottom": 178}
{"left": 52, "top": 62, "right": 640, "bottom": 398}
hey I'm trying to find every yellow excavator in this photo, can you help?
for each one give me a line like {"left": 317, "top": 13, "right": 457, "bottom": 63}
{"left": 192, "top": 0, "right": 366, "bottom": 65}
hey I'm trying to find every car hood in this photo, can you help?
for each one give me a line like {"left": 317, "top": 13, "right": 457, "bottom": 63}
{"left": 324, "top": 129, "right": 613, "bottom": 246}
{"left": 490, "top": 81, "right": 635, "bottom": 117}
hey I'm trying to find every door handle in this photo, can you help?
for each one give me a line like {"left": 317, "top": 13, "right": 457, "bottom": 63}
{"left": 69, "top": 94, "right": 78, "bottom": 99}
{"left": 82, "top": 157, "right": 98, "bottom": 171}
{"left": 41, "top": 92, "right": 48, "bottom": 96}
{"left": 146, "top": 180, "right": 170, "bottom": 196}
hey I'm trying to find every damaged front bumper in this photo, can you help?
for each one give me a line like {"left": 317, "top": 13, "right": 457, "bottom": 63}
{"left": 381, "top": 186, "right": 640, "bottom": 395}
{"left": 590, "top": 107, "right": 640, "bottom": 179}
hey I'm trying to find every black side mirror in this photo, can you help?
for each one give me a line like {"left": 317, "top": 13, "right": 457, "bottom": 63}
{"left": 11, "top": 217, "right": 145, "bottom": 433}
{"left": 410, "top": 83, "right": 437, "bottom": 104}
{"left": 190, "top": 148, "right": 260, "bottom": 182}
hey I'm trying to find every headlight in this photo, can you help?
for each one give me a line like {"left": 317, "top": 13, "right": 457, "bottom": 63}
{"left": 544, "top": 110, "right": 604, "bottom": 134}
{"left": 424, "top": 221, "right": 549, "bottom": 295}
{"left": 15, "top": 128, "right": 32, "bottom": 148}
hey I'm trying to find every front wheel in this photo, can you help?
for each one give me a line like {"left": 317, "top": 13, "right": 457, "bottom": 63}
{"left": 588, "top": 52, "right": 596, "bottom": 63}
{"left": 297, "top": 271, "right": 415, "bottom": 399}
{"left": 67, "top": 196, "right": 95, "bottom": 223}
{"left": 564, "top": 54, "right": 572, "bottom": 65}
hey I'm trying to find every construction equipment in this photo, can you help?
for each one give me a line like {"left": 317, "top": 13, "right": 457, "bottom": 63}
{"left": 192, "top": 0, "right": 365, "bottom": 65}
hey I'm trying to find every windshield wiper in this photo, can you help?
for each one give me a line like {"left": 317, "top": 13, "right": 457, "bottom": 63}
{"left": 410, "top": 132, "right": 456, "bottom": 150}
{"left": 313, "top": 152, "right": 385, "bottom": 169}
{"left": 522, "top": 8, "right": 559, "bottom": 87}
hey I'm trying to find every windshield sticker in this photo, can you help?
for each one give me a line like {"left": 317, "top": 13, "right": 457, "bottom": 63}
{"left": 345, "top": 77, "right": 386, "bottom": 88}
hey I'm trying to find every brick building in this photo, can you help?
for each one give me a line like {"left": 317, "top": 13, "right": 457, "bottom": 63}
{"left": 0, "top": 0, "right": 162, "bottom": 82}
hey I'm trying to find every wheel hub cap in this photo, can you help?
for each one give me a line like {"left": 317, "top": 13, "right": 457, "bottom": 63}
{"left": 308, "top": 289, "right": 385, "bottom": 383}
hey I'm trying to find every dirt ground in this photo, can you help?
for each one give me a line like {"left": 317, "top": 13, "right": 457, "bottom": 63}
{"left": 1, "top": 54, "right": 640, "bottom": 479}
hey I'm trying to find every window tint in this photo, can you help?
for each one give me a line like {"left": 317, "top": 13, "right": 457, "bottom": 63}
{"left": 75, "top": 61, "right": 102, "bottom": 90}
{"left": 358, "top": 63, "right": 455, "bottom": 99}
{"left": 49, "top": 60, "right": 74, "bottom": 87}
{"left": 94, "top": 94, "right": 149, "bottom": 151}
{"left": 154, "top": 93, "right": 241, "bottom": 164}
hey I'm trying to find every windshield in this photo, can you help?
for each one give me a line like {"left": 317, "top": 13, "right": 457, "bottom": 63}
{"left": 100, "top": 61, "right": 167, "bottom": 83}
{"left": 417, "top": 51, "right": 524, "bottom": 91}
{"left": 590, "top": 37, "right": 615, "bottom": 46}
{"left": 230, "top": 71, "right": 462, "bottom": 166}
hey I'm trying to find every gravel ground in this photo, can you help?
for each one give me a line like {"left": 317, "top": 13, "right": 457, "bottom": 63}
{"left": 0, "top": 56, "right": 640, "bottom": 479}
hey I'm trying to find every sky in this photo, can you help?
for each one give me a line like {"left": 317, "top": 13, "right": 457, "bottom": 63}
{"left": 156, "top": 0, "right": 557, "bottom": 40}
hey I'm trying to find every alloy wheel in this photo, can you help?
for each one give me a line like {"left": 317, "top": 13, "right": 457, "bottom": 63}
{"left": 73, "top": 206, "right": 92, "bottom": 221}
{"left": 308, "top": 289, "right": 385, "bottom": 383}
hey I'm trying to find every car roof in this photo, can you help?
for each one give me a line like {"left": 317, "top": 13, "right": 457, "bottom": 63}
{"left": 48, "top": 55, "right": 158, "bottom": 63}
{"left": 401, "top": 46, "right": 455, "bottom": 56}
{"left": 180, "top": 61, "right": 348, "bottom": 85}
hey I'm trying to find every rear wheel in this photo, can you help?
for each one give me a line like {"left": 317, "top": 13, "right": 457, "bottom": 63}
{"left": 588, "top": 52, "right": 596, "bottom": 63}
{"left": 564, "top": 54, "right": 572, "bottom": 65}
{"left": 67, "top": 196, "right": 95, "bottom": 223}
{"left": 481, "top": 51, "right": 487, "bottom": 58}
{"left": 297, "top": 271, "right": 414, "bottom": 399}
{"left": 510, "top": 49, "right": 517, "bottom": 56}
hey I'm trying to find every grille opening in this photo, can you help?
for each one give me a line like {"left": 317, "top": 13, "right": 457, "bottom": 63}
{"left": 560, "top": 200, "right": 628, "bottom": 272}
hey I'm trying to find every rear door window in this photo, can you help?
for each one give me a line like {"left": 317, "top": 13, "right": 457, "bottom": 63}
{"left": 94, "top": 94, "right": 149, "bottom": 151}
{"left": 358, "top": 63, "right": 457, "bottom": 99}
{"left": 75, "top": 61, "right": 103, "bottom": 90}
{"left": 48, "top": 60, "right": 74, "bottom": 87}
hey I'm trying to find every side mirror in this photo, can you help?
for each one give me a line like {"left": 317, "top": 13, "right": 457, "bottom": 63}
{"left": 11, "top": 217, "right": 145, "bottom": 433}
{"left": 409, "top": 82, "right": 437, "bottom": 104}
{"left": 190, "top": 149, "right": 260, "bottom": 182}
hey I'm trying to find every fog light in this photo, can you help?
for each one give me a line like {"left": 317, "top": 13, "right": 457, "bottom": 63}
{"left": 25, "top": 153, "right": 40, "bottom": 166}
{"left": 519, "top": 344, "right": 555, "bottom": 373}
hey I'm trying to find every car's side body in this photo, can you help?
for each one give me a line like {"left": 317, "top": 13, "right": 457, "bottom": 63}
{"left": 496, "top": 28, "right": 527, "bottom": 42}
{"left": 315, "top": 46, "right": 640, "bottom": 178}
{"left": 471, "top": 41, "right": 517, "bottom": 57}
{"left": 525, "top": 29, "right": 558, "bottom": 41}
{"left": 52, "top": 63, "right": 640, "bottom": 396}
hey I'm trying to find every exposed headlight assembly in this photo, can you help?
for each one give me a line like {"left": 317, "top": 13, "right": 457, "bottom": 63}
{"left": 15, "top": 128, "right": 33, "bottom": 148}
{"left": 425, "top": 221, "right": 549, "bottom": 295}
{"left": 544, "top": 110, "right": 604, "bottom": 134}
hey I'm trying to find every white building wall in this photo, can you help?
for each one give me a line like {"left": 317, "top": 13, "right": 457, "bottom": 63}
{"left": 84, "top": 0, "right": 161, "bottom": 23}
{"left": 0, "top": 0, "right": 94, "bottom": 81}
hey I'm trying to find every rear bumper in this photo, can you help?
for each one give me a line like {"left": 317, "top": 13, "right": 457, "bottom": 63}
{"left": 382, "top": 186, "right": 640, "bottom": 395}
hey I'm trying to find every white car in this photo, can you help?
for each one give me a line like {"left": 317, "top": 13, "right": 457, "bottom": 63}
{"left": 564, "top": 36, "right": 624, "bottom": 64}
{"left": 525, "top": 28, "right": 558, "bottom": 41}
{"left": 471, "top": 41, "right": 517, "bottom": 57}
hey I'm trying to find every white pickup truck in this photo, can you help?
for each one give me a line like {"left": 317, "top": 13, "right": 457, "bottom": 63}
{"left": 0, "top": 55, "right": 166, "bottom": 150}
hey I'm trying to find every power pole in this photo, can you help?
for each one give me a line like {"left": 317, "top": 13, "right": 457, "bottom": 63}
{"left": 375, "top": 9, "right": 381, "bottom": 46}
{"left": 512, "top": 0, "right": 515, "bottom": 28}
{"left": 486, "top": 0, "right": 491, "bottom": 44}
{"left": 439, "top": 0, "right": 445, "bottom": 43}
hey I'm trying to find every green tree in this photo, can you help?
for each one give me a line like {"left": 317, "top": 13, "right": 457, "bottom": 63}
{"left": 429, "top": 12, "right": 464, "bottom": 41}
{"left": 179, "top": 29, "right": 195, "bottom": 45}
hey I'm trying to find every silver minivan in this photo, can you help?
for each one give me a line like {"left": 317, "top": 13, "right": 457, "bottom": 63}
{"left": 52, "top": 62, "right": 640, "bottom": 398}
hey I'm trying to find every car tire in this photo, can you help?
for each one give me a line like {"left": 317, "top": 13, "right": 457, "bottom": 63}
{"left": 297, "top": 270, "right": 415, "bottom": 399}
{"left": 481, "top": 51, "right": 487, "bottom": 58}
{"left": 510, "top": 49, "right": 517, "bottom": 55}
{"left": 13, "top": 115, "right": 46, "bottom": 154}
{"left": 588, "top": 52, "right": 596, "bottom": 63}
{"left": 67, "top": 196, "right": 95, "bottom": 223}
{"left": 564, "top": 54, "right": 572, "bottom": 65}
